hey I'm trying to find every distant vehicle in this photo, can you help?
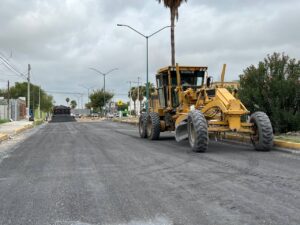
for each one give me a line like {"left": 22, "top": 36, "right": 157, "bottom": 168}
{"left": 74, "top": 113, "right": 81, "bottom": 118}
{"left": 91, "top": 113, "right": 99, "bottom": 118}
{"left": 53, "top": 105, "right": 71, "bottom": 116}
{"left": 106, "top": 113, "right": 114, "bottom": 118}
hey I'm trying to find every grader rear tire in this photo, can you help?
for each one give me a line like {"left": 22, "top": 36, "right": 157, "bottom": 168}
{"left": 250, "top": 111, "right": 273, "bottom": 151}
{"left": 188, "top": 110, "right": 208, "bottom": 152}
{"left": 147, "top": 112, "right": 160, "bottom": 140}
{"left": 139, "top": 113, "right": 148, "bottom": 138}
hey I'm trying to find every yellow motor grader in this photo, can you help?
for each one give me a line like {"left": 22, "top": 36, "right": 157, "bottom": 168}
{"left": 139, "top": 64, "right": 273, "bottom": 152}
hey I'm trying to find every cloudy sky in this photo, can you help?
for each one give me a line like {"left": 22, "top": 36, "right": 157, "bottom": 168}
{"left": 0, "top": 0, "right": 299, "bottom": 106}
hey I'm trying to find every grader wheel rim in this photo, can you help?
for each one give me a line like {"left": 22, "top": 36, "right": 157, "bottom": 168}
{"left": 188, "top": 121, "right": 196, "bottom": 145}
{"left": 147, "top": 118, "right": 153, "bottom": 138}
{"left": 251, "top": 123, "right": 259, "bottom": 145}
{"left": 139, "top": 119, "right": 144, "bottom": 133}
{"left": 138, "top": 113, "right": 148, "bottom": 138}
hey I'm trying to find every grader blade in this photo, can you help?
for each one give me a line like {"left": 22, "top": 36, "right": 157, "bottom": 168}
{"left": 175, "top": 121, "right": 188, "bottom": 142}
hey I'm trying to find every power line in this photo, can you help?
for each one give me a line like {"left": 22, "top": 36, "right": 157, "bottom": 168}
{"left": 0, "top": 55, "right": 27, "bottom": 79}
{"left": 45, "top": 90, "right": 85, "bottom": 95}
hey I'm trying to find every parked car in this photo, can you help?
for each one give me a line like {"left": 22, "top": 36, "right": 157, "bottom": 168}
{"left": 106, "top": 113, "right": 114, "bottom": 118}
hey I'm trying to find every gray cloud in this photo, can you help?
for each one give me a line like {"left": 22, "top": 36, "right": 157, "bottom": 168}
{"left": 0, "top": 0, "right": 299, "bottom": 105}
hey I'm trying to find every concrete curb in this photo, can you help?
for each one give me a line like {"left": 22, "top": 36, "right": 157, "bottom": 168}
{"left": 274, "top": 139, "right": 300, "bottom": 150}
{"left": 224, "top": 134, "right": 300, "bottom": 151}
{"left": 112, "top": 120, "right": 300, "bottom": 151}
{"left": 111, "top": 119, "right": 138, "bottom": 125}
{"left": 14, "top": 124, "right": 34, "bottom": 135}
{"left": 0, "top": 133, "right": 9, "bottom": 142}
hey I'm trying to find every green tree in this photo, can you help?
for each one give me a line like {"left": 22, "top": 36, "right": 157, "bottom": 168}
{"left": 89, "top": 89, "right": 114, "bottom": 111}
{"left": 70, "top": 100, "right": 77, "bottom": 109}
{"left": 141, "top": 82, "right": 156, "bottom": 97}
{"left": 239, "top": 53, "right": 300, "bottom": 133}
{"left": 157, "top": 0, "right": 187, "bottom": 66}
{"left": 0, "top": 82, "right": 53, "bottom": 112}
{"left": 66, "top": 97, "right": 70, "bottom": 105}
{"left": 85, "top": 102, "right": 92, "bottom": 109}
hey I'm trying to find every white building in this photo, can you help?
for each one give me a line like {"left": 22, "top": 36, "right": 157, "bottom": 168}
{"left": 128, "top": 97, "right": 146, "bottom": 116}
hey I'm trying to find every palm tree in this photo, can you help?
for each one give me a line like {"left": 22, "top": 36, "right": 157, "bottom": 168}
{"left": 138, "top": 86, "right": 145, "bottom": 112}
{"left": 70, "top": 100, "right": 77, "bottom": 109}
{"left": 65, "top": 97, "right": 70, "bottom": 106}
{"left": 157, "top": 0, "right": 187, "bottom": 66}
{"left": 128, "top": 87, "right": 138, "bottom": 114}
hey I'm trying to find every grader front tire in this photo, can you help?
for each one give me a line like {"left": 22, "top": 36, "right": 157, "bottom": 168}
{"left": 188, "top": 110, "right": 208, "bottom": 152}
{"left": 147, "top": 112, "right": 160, "bottom": 140}
{"left": 250, "top": 111, "right": 273, "bottom": 151}
{"left": 139, "top": 113, "right": 148, "bottom": 138}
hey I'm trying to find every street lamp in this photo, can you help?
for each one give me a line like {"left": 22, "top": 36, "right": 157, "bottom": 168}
{"left": 117, "top": 24, "right": 170, "bottom": 113}
{"left": 79, "top": 84, "right": 95, "bottom": 105}
{"left": 89, "top": 67, "right": 118, "bottom": 113}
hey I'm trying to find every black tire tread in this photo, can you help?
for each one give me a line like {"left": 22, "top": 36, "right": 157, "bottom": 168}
{"left": 250, "top": 111, "right": 273, "bottom": 151}
{"left": 148, "top": 112, "right": 160, "bottom": 140}
{"left": 188, "top": 110, "right": 208, "bottom": 152}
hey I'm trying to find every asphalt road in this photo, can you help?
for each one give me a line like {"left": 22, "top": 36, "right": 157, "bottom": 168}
{"left": 0, "top": 120, "right": 299, "bottom": 225}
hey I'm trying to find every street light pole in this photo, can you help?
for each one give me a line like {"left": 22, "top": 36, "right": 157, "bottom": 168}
{"left": 79, "top": 85, "right": 95, "bottom": 105}
{"left": 89, "top": 67, "right": 118, "bottom": 115}
{"left": 117, "top": 24, "right": 170, "bottom": 113}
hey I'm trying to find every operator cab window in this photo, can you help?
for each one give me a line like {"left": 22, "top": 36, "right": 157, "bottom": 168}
{"left": 180, "top": 70, "right": 205, "bottom": 90}
{"left": 156, "top": 73, "right": 167, "bottom": 107}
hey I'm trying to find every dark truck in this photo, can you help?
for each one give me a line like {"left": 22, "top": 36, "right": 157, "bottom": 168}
{"left": 51, "top": 105, "right": 76, "bottom": 122}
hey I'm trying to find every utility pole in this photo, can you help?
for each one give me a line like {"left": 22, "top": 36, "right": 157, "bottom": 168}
{"left": 38, "top": 86, "right": 41, "bottom": 119}
{"left": 27, "top": 64, "right": 31, "bottom": 119}
{"left": 137, "top": 77, "right": 141, "bottom": 115}
{"left": 7, "top": 80, "right": 10, "bottom": 120}
{"left": 127, "top": 81, "right": 132, "bottom": 116}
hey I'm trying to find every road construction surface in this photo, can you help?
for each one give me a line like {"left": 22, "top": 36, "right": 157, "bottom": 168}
{"left": 0, "top": 121, "right": 299, "bottom": 225}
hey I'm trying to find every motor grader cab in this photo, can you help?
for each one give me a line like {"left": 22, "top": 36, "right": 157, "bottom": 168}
{"left": 139, "top": 64, "right": 273, "bottom": 152}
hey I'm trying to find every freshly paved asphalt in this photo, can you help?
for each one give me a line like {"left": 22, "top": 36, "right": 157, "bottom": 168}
{"left": 0, "top": 120, "right": 299, "bottom": 225}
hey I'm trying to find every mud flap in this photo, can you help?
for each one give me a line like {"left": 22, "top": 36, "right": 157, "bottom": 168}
{"left": 175, "top": 121, "right": 188, "bottom": 142}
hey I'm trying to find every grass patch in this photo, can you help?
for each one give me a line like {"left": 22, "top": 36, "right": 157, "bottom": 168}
{"left": 34, "top": 119, "right": 44, "bottom": 126}
{"left": 0, "top": 119, "right": 10, "bottom": 124}
{"left": 275, "top": 135, "right": 300, "bottom": 143}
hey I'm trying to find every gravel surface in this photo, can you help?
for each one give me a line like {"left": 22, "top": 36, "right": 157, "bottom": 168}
{"left": 0, "top": 121, "right": 299, "bottom": 225}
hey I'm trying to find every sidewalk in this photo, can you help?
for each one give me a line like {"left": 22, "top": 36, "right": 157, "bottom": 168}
{"left": 0, "top": 120, "right": 34, "bottom": 141}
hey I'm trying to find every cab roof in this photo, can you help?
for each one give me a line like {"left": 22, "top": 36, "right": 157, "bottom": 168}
{"left": 157, "top": 65, "right": 208, "bottom": 74}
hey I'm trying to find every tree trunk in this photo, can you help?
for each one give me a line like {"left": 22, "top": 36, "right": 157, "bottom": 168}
{"left": 133, "top": 100, "right": 136, "bottom": 114}
{"left": 170, "top": 7, "right": 176, "bottom": 66}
